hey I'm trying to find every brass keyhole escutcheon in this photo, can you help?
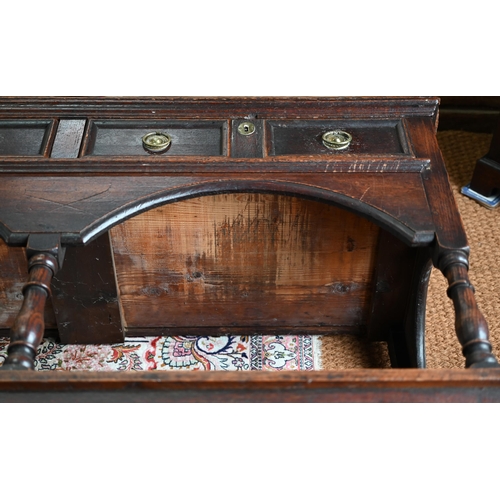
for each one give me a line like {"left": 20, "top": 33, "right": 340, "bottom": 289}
{"left": 238, "top": 122, "right": 256, "bottom": 136}
{"left": 142, "top": 132, "right": 172, "bottom": 153}
{"left": 322, "top": 130, "right": 352, "bottom": 150}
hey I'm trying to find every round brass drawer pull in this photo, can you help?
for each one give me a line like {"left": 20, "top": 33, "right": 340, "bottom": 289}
{"left": 142, "top": 132, "right": 172, "bottom": 153}
{"left": 238, "top": 122, "right": 256, "bottom": 136}
{"left": 322, "top": 130, "right": 352, "bottom": 150}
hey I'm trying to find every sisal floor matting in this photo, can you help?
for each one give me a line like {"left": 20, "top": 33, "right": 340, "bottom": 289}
{"left": 320, "top": 130, "right": 499, "bottom": 369}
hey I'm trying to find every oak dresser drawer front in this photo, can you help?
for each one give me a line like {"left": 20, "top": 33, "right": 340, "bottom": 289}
{"left": 0, "top": 120, "right": 54, "bottom": 156}
{"left": 268, "top": 120, "right": 411, "bottom": 156}
{"left": 83, "top": 120, "right": 227, "bottom": 156}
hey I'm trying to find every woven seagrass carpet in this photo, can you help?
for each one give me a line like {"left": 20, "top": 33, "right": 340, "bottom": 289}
{"left": 0, "top": 130, "right": 497, "bottom": 371}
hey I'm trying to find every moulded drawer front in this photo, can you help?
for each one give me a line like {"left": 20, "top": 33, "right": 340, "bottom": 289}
{"left": 0, "top": 120, "right": 53, "bottom": 156}
{"left": 268, "top": 120, "right": 411, "bottom": 156}
{"left": 84, "top": 120, "right": 227, "bottom": 156}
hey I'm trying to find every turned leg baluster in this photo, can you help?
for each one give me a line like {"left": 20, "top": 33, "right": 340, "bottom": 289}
{"left": 1, "top": 235, "right": 64, "bottom": 371}
{"left": 438, "top": 250, "right": 498, "bottom": 368}
{"left": 2, "top": 253, "right": 58, "bottom": 370}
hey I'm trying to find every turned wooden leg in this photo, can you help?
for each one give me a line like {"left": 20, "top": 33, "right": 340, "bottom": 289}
{"left": 438, "top": 251, "right": 498, "bottom": 368}
{"left": 2, "top": 235, "right": 64, "bottom": 371}
{"left": 1, "top": 252, "right": 59, "bottom": 370}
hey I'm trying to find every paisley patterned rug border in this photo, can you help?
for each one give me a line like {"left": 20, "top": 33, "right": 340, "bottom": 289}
{"left": 0, "top": 335, "right": 322, "bottom": 371}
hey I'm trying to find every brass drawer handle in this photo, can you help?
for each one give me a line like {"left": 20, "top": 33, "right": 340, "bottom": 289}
{"left": 322, "top": 130, "right": 352, "bottom": 150}
{"left": 142, "top": 132, "right": 172, "bottom": 153}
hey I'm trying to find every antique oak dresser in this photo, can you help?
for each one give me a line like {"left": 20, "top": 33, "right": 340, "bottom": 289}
{"left": 0, "top": 97, "right": 499, "bottom": 402}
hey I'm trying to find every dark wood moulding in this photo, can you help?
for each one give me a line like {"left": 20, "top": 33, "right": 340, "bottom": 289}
{"left": 1, "top": 369, "right": 500, "bottom": 403}
{"left": 0, "top": 97, "right": 440, "bottom": 122}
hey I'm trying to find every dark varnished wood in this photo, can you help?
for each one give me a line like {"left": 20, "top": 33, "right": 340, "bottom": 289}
{"left": 0, "top": 120, "right": 55, "bottom": 156}
{"left": 268, "top": 119, "right": 411, "bottom": 156}
{"left": 1, "top": 235, "right": 62, "bottom": 370}
{"left": 408, "top": 116, "right": 497, "bottom": 367}
{"left": 51, "top": 232, "right": 123, "bottom": 344}
{"left": 0, "top": 97, "right": 497, "bottom": 378}
{"left": 408, "top": 116, "right": 469, "bottom": 253}
{"left": 231, "top": 119, "right": 264, "bottom": 158}
{"left": 0, "top": 172, "right": 435, "bottom": 247}
{"left": 50, "top": 119, "right": 87, "bottom": 159}
{"left": 438, "top": 251, "right": 497, "bottom": 367}
{"left": 0, "top": 239, "right": 58, "bottom": 335}
{"left": 1, "top": 369, "right": 500, "bottom": 402}
{"left": 82, "top": 120, "right": 227, "bottom": 157}
{"left": 0, "top": 156, "right": 429, "bottom": 175}
{"left": 367, "top": 230, "right": 432, "bottom": 368}
{"left": 0, "top": 97, "right": 441, "bottom": 122}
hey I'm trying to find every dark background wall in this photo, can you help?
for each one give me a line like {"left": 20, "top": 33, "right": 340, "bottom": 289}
{"left": 438, "top": 97, "right": 500, "bottom": 132}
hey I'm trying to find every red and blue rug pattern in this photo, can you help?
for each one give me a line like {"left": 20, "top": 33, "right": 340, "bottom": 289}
{"left": 0, "top": 335, "right": 321, "bottom": 371}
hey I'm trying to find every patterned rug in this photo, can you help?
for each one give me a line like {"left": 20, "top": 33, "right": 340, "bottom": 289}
{"left": 0, "top": 335, "right": 322, "bottom": 371}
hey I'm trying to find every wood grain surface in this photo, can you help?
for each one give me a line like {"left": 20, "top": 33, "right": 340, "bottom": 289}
{"left": 110, "top": 193, "right": 380, "bottom": 334}
{"left": 51, "top": 119, "right": 86, "bottom": 158}
{"left": 1, "top": 369, "right": 500, "bottom": 402}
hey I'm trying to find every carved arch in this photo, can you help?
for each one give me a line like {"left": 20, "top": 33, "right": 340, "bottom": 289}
{"left": 78, "top": 179, "right": 433, "bottom": 246}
